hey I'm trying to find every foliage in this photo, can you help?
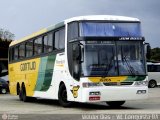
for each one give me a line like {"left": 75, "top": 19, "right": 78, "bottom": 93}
{"left": 0, "top": 28, "right": 15, "bottom": 41}
{"left": 150, "top": 47, "right": 160, "bottom": 61}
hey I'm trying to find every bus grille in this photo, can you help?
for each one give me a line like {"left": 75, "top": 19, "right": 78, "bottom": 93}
{"left": 103, "top": 82, "right": 133, "bottom": 86}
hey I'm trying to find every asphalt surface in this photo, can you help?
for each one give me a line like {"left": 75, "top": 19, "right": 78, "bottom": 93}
{"left": 0, "top": 87, "right": 160, "bottom": 120}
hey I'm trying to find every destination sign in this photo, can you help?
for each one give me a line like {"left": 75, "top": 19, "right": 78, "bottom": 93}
{"left": 84, "top": 37, "right": 144, "bottom": 44}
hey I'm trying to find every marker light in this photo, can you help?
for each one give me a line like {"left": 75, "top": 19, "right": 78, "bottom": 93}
{"left": 134, "top": 80, "right": 148, "bottom": 86}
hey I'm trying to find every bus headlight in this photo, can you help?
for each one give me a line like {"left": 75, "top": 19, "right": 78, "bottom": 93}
{"left": 134, "top": 81, "right": 148, "bottom": 86}
{"left": 82, "top": 82, "right": 103, "bottom": 88}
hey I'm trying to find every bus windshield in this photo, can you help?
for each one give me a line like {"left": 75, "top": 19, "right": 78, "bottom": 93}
{"left": 81, "top": 40, "right": 146, "bottom": 77}
{"left": 79, "top": 22, "right": 141, "bottom": 37}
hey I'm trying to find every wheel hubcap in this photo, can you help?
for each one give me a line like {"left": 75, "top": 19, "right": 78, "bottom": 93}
{"left": 150, "top": 82, "right": 155, "bottom": 87}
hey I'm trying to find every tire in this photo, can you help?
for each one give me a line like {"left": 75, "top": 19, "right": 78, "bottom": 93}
{"left": 21, "top": 85, "right": 29, "bottom": 102}
{"left": 148, "top": 80, "right": 157, "bottom": 88}
{"left": 1, "top": 88, "right": 7, "bottom": 94}
{"left": 58, "top": 84, "right": 72, "bottom": 107}
{"left": 19, "top": 88, "right": 23, "bottom": 101}
{"left": 106, "top": 101, "right": 125, "bottom": 107}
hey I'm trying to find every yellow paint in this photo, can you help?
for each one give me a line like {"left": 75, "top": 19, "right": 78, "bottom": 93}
{"left": 10, "top": 28, "right": 47, "bottom": 46}
{"left": 88, "top": 76, "right": 128, "bottom": 83}
{"left": 9, "top": 58, "right": 40, "bottom": 96}
{"left": 71, "top": 86, "right": 80, "bottom": 98}
{"left": 55, "top": 64, "right": 64, "bottom": 67}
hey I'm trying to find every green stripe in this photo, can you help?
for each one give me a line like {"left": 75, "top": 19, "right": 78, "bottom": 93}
{"left": 124, "top": 76, "right": 146, "bottom": 81}
{"left": 35, "top": 54, "right": 56, "bottom": 91}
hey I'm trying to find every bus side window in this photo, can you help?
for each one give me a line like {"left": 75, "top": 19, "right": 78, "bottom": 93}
{"left": 148, "top": 65, "right": 160, "bottom": 72}
{"left": 54, "top": 27, "right": 65, "bottom": 50}
{"left": 26, "top": 40, "right": 33, "bottom": 57}
{"left": 59, "top": 28, "right": 65, "bottom": 49}
{"left": 44, "top": 33, "right": 53, "bottom": 53}
{"left": 67, "top": 22, "right": 79, "bottom": 41}
{"left": 19, "top": 43, "right": 25, "bottom": 59}
{"left": 55, "top": 31, "right": 59, "bottom": 50}
{"left": 147, "top": 65, "right": 152, "bottom": 72}
{"left": 156, "top": 65, "right": 160, "bottom": 72}
{"left": 14, "top": 46, "right": 19, "bottom": 60}
{"left": 34, "top": 37, "right": 42, "bottom": 55}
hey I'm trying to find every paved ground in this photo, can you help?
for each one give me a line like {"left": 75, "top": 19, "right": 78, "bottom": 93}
{"left": 0, "top": 88, "right": 160, "bottom": 119}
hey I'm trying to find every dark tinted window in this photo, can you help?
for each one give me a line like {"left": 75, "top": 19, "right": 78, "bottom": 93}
{"left": 68, "top": 22, "right": 79, "bottom": 40}
{"left": 59, "top": 29, "right": 65, "bottom": 49}
{"left": 19, "top": 43, "right": 25, "bottom": 59}
{"left": 34, "top": 37, "right": 42, "bottom": 55}
{"left": 147, "top": 65, "right": 160, "bottom": 72}
{"left": 44, "top": 34, "right": 53, "bottom": 53}
{"left": 157, "top": 66, "right": 160, "bottom": 72}
{"left": 54, "top": 28, "right": 65, "bottom": 49}
{"left": 26, "top": 40, "right": 33, "bottom": 57}
{"left": 55, "top": 31, "right": 59, "bottom": 49}
{"left": 147, "top": 65, "right": 152, "bottom": 72}
{"left": 14, "top": 46, "right": 19, "bottom": 60}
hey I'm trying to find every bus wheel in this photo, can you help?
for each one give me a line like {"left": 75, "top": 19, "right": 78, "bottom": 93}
{"left": 18, "top": 88, "right": 23, "bottom": 101}
{"left": 58, "top": 84, "right": 72, "bottom": 107}
{"left": 106, "top": 101, "right": 125, "bottom": 107}
{"left": 148, "top": 80, "right": 157, "bottom": 88}
{"left": 21, "top": 85, "right": 29, "bottom": 102}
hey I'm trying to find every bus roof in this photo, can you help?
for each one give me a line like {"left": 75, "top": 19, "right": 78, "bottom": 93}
{"left": 10, "top": 21, "right": 64, "bottom": 47}
{"left": 64, "top": 15, "right": 140, "bottom": 23}
{"left": 10, "top": 15, "right": 140, "bottom": 47}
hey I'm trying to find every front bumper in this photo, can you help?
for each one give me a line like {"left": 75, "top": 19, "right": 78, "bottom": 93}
{"left": 81, "top": 86, "right": 148, "bottom": 102}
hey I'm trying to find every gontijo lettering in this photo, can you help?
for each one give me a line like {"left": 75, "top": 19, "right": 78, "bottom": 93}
{"left": 20, "top": 61, "right": 36, "bottom": 71}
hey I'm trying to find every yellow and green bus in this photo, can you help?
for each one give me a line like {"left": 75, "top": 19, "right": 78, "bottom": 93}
{"left": 9, "top": 15, "right": 148, "bottom": 107}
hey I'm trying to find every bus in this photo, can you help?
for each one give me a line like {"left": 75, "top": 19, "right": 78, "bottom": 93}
{"left": 9, "top": 15, "right": 148, "bottom": 107}
{"left": 147, "top": 62, "right": 160, "bottom": 88}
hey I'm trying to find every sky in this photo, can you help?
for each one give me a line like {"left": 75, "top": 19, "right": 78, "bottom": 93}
{"left": 0, "top": 0, "right": 160, "bottom": 48}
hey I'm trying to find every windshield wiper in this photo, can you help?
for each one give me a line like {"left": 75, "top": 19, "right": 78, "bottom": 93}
{"left": 122, "top": 55, "right": 136, "bottom": 76}
{"left": 120, "top": 45, "right": 136, "bottom": 76}
{"left": 102, "top": 47, "right": 115, "bottom": 77}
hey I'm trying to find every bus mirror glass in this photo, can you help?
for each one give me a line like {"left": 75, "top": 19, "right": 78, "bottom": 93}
{"left": 145, "top": 43, "right": 151, "bottom": 60}
{"left": 80, "top": 44, "right": 84, "bottom": 63}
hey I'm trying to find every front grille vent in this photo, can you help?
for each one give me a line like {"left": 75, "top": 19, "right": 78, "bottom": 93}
{"left": 103, "top": 82, "right": 133, "bottom": 86}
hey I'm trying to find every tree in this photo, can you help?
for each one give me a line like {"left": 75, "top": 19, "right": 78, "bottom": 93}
{"left": 0, "top": 28, "right": 14, "bottom": 76}
{"left": 0, "top": 28, "right": 15, "bottom": 41}
{"left": 150, "top": 47, "right": 160, "bottom": 61}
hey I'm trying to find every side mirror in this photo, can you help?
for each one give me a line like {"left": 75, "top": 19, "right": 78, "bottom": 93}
{"left": 145, "top": 43, "right": 151, "bottom": 60}
{"left": 74, "top": 44, "right": 84, "bottom": 63}
{"left": 72, "top": 43, "right": 82, "bottom": 81}
{"left": 80, "top": 44, "right": 84, "bottom": 63}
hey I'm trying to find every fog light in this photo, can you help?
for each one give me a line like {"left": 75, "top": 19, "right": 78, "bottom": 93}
{"left": 136, "top": 90, "right": 146, "bottom": 94}
{"left": 89, "top": 91, "right": 101, "bottom": 95}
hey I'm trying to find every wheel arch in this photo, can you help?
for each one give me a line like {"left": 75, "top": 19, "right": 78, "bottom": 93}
{"left": 149, "top": 79, "right": 157, "bottom": 84}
